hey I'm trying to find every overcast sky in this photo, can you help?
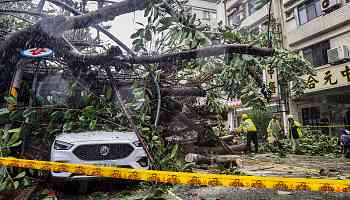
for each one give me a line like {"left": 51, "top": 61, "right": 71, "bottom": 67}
{"left": 100, "top": 11, "right": 146, "bottom": 49}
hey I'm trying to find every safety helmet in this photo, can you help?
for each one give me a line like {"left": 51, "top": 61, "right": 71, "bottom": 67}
{"left": 241, "top": 114, "right": 249, "bottom": 120}
{"left": 287, "top": 115, "right": 294, "bottom": 119}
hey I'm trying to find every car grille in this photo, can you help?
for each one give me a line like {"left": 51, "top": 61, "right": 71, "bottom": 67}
{"left": 73, "top": 143, "right": 134, "bottom": 161}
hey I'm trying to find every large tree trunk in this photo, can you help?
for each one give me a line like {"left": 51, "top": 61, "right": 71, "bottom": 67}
{"left": 182, "top": 144, "right": 247, "bottom": 155}
{"left": 0, "top": 0, "right": 273, "bottom": 67}
{"left": 185, "top": 153, "right": 242, "bottom": 167}
{"left": 160, "top": 87, "right": 206, "bottom": 97}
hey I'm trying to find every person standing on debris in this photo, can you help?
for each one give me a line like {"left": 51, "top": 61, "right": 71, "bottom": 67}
{"left": 287, "top": 115, "right": 303, "bottom": 153}
{"left": 267, "top": 114, "right": 283, "bottom": 152}
{"left": 236, "top": 114, "right": 258, "bottom": 153}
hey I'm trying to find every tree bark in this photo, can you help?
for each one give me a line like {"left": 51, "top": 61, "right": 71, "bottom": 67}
{"left": 0, "top": 0, "right": 273, "bottom": 68}
{"left": 104, "top": 66, "right": 154, "bottom": 163}
{"left": 124, "top": 44, "right": 273, "bottom": 64}
{"left": 185, "top": 153, "right": 242, "bottom": 166}
{"left": 182, "top": 143, "right": 247, "bottom": 155}
{"left": 160, "top": 87, "right": 206, "bottom": 97}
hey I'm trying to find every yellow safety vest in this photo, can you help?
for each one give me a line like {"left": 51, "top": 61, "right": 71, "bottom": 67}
{"left": 237, "top": 118, "right": 257, "bottom": 133}
{"left": 288, "top": 121, "right": 303, "bottom": 139}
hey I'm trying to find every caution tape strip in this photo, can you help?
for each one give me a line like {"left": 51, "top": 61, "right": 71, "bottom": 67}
{"left": 302, "top": 125, "right": 350, "bottom": 128}
{"left": 1, "top": 157, "right": 350, "bottom": 192}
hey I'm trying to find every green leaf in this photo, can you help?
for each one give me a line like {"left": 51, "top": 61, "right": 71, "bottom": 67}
{"left": 23, "top": 108, "right": 34, "bottom": 118}
{"left": 131, "top": 32, "right": 140, "bottom": 39}
{"left": 14, "top": 171, "right": 26, "bottom": 179}
{"left": 141, "top": 127, "right": 150, "bottom": 132}
{"left": 49, "top": 129, "right": 61, "bottom": 135}
{"left": 9, "top": 140, "right": 22, "bottom": 147}
{"left": 8, "top": 128, "right": 21, "bottom": 133}
{"left": 153, "top": 8, "right": 159, "bottom": 22}
{"left": 152, "top": 136, "right": 159, "bottom": 141}
{"left": 4, "top": 96, "right": 16, "bottom": 104}
{"left": 136, "top": 22, "right": 144, "bottom": 26}
{"left": 89, "top": 120, "right": 97, "bottom": 130}
{"left": 144, "top": 6, "right": 151, "bottom": 17}
{"left": 13, "top": 181, "right": 19, "bottom": 189}
{"left": 9, "top": 110, "right": 23, "bottom": 121}
{"left": 159, "top": 17, "right": 174, "bottom": 25}
{"left": 157, "top": 25, "right": 169, "bottom": 32}
{"left": 23, "top": 178, "right": 31, "bottom": 187}
{"left": 169, "top": 144, "right": 178, "bottom": 160}
{"left": 8, "top": 128, "right": 21, "bottom": 145}
{"left": 132, "top": 38, "right": 142, "bottom": 45}
{"left": 64, "top": 111, "right": 72, "bottom": 121}
{"left": 0, "top": 180, "right": 8, "bottom": 191}
{"left": 50, "top": 111, "right": 64, "bottom": 122}
{"left": 106, "top": 87, "right": 113, "bottom": 100}
{"left": 63, "top": 122, "right": 73, "bottom": 132}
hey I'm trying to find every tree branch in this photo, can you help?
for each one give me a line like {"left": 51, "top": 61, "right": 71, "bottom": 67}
{"left": 0, "top": 13, "right": 34, "bottom": 24}
{"left": 0, "top": 0, "right": 144, "bottom": 64}
{"left": 160, "top": 87, "right": 206, "bottom": 97}
{"left": 44, "top": 0, "right": 145, "bottom": 34}
{"left": 46, "top": 0, "right": 135, "bottom": 55}
{"left": 124, "top": 44, "right": 273, "bottom": 64}
{"left": 0, "top": 9, "right": 44, "bottom": 17}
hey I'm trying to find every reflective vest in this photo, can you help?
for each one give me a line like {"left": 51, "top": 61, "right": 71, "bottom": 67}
{"left": 237, "top": 118, "right": 257, "bottom": 133}
{"left": 288, "top": 120, "right": 303, "bottom": 139}
{"left": 267, "top": 119, "right": 282, "bottom": 139}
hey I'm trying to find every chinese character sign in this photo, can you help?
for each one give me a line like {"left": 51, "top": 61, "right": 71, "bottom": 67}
{"left": 265, "top": 68, "right": 279, "bottom": 99}
{"left": 303, "top": 63, "right": 350, "bottom": 93}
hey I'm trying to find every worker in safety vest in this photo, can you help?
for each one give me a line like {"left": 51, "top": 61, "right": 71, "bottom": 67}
{"left": 287, "top": 115, "right": 303, "bottom": 152}
{"left": 236, "top": 114, "right": 258, "bottom": 153}
{"left": 267, "top": 114, "right": 283, "bottom": 152}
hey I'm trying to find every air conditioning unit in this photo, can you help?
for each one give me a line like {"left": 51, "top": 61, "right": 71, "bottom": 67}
{"left": 327, "top": 45, "right": 350, "bottom": 64}
{"left": 321, "top": 0, "right": 341, "bottom": 12}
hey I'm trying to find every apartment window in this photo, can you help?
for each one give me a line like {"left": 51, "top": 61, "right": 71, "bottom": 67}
{"left": 228, "top": 12, "right": 240, "bottom": 26}
{"left": 247, "top": 0, "right": 256, "bottom": 16}
{"left": 302, "top": 107, "right": 320, "bottom": 125}
{"left": 302, "top": 40, "right": 330, "bottom": 67}
{"left": 297, "top": 0, "right": 322, "bottom": 25}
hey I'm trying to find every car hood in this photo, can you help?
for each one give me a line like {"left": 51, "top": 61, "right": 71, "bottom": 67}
{"left": 55, "top": 131, "right": 138, "bottom": 143}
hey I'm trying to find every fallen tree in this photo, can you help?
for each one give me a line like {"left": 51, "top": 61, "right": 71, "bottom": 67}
{"left": 0, "top": 0, "right": 273, "bottom": 68}
{"left": 0, "top": 1, "right": 314, "bottom": 192}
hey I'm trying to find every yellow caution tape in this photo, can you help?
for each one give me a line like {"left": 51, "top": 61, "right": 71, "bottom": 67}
{"left": 302, "top": 125, "right": 350, "bottom": 128}
{"left": 0, "top": 157, "right": 350, "bottom": 192}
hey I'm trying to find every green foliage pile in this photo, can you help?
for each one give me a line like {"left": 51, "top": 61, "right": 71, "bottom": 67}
{"left": 0, "top": 0, "right": 317, "bottom": 194}
{"left": 261, "top": 129, "right": 341, "bottom": 156}
{"left": 294, "top": 129, "right": 341, "bottom": 156}
{"left": 0, "top": 80, "right": 187, "bottom": 191}
{"left": 0, "top": 128, "right": 32, "bottom": 191}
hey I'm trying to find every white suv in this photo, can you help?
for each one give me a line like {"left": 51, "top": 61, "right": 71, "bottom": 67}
{"left": 50, "top": 131, "right": 149, "bottom": 179}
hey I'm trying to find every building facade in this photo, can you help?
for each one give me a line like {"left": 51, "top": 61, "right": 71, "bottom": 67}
{"left": 186, "top": 0, "right": 221, "bottom": 29}
{"left": 224, "top": 0, "right": 350, "bottom": 133}
{"left": 224, "top": 0, "right": 289, "bottom": 131}
{"left": 283, "top": 0, "right": 350, "bottom": 132}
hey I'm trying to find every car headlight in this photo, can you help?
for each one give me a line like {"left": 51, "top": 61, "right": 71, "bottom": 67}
{"left": 133, "top": 140, "right": 142, "bottom": 147}
{"left": 54, "top": 140, "right": 73, "bottom": 150}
